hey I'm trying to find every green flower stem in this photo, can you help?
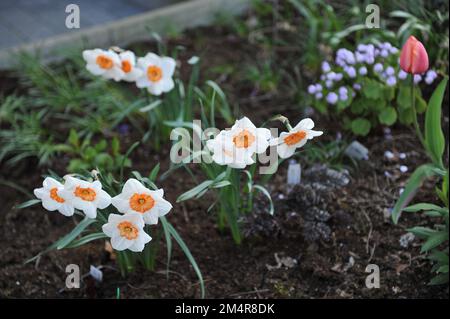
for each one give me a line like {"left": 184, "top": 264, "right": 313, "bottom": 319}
{"left": 411, "top": 75, "right": 425, "bottom": 148}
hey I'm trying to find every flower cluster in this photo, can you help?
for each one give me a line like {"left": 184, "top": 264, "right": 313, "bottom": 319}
{"left": 34, "top": 176, "right": 172, "bottom": 252}
{"left": 308, "top": 41, "right": 438, "bottom": 105}
{"left": 206, "top": 117, "right": 323, "bottom": 167}
{"left": 82, "top": 48, "right": 176, "bottom": 96}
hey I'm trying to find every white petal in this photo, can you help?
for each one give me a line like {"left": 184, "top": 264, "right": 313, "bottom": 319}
{"left": 122, "top": 179, "right": 148, "bottom": 196}
{"left": 156, "top": 198, "right": 173, "bottom": 217}
{"left": 143, "top": 212, "right": 159, "bottom": 225}
{"left": 34, "top": 187, "right": 45, "bottom": 199}
{"left": 161, "top": 57, "right": 176, "bottom": 77}
{"left": 111, "top": 236, "right": 132, "bottom": 251}
{"left": 148, "top": 84, "right": 163, "bottom": 96}
{"left": 306, "top": 129, "right": 323, "bottom": 139}
{"left": 136, "top": 76, "right": 151, "bottom": 88}
{"left": 86, "top": 63, "right": 105, "bottom": 76}
{"left": 111, "top": 196, "right": 130, "bottom": 214}
{"left": 277, "top": 143, "right": 296, "bottom": 159}
{"left": 41, "top": 198, "right": 60, "bottom": 211}
{"left": 58, "top": 204, "right": 74, "bottom": 217}
{"left": 43, "top": 177, "right": 63, "bottom": 190}
{"left": 160, "top": 78, "right": 174, "bottom": 93}
{"left": 294, "top": 118, "right": 315, "bottom": 130}
{"left": 95, "top": 189, "right": 111, "bottom": 209}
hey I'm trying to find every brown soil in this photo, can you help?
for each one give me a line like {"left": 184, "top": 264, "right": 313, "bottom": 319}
{"left": 0, "top": 24, "right": 448, "bottom": 299}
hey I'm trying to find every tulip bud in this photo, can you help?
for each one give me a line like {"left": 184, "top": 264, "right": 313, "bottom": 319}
{"left": 400, "top": 36, "right": 429, "bottom": 74}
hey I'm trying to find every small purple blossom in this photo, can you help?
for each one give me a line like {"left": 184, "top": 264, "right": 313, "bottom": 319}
{"left": 353, "top": 83, "right": 361, "bottom": 91}
{"left": 345, "top": 66, "right": 356, "bottom": 78}
{"left": 326, "top": 92, "right": 338, "bottom": 105}
{"left": 374, "top": 63, "right": 383, "bottom": 73}
{"left": 322, "top": 61, "right": 331, "bottom": 73}
{"left": 414, "top": 74, "right": 422, "bottom": 84}
{"left": 359, "top": 66, "right": 368, "bottom": 75}
{"left": 385, "top": 66, "right": 395, "bottom": 76}
{"left": 338, "top": 86, "right": 348, "bottom": 96}
{"left": 315, "top": 83, "right": 323, "bottom": 91}
{"left": 308, "top": 85, "right": 316, "bottom": 94}
{"left": 334, "top": 73, "right": 343, "bottom": 81}
{"left": 386, "top": 76, "right": 397, "bottom": 86}
{"left": 325, "top": 80, "right": 333, "bottom": 88}
{"left": 380, "top": 49, "right": 389, "bottom": 58}
{"left": 398, "top": 70, "right": 408, "bottom": 80}
{"left": 315, "top": 92, "right": 323, "bottom": 99}
{"left": 425, "top": 70, "right": 438, "bottom": 84}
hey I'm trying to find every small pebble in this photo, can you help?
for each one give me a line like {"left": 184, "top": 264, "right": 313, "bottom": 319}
{"left": 399, "top": 153, "right": 406, "bottom": 159}
{"left": 384, "top": 150, "right": 394, "bottom": 159}
{"left": 400, "top": 165, "right": 408, "bottom": 173}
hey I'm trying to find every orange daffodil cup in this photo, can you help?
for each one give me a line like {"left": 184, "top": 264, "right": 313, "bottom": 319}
{"left": 34, "top": 176, "right": 172, "bottom": 252}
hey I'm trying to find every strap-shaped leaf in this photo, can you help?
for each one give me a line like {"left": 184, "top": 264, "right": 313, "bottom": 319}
{"left": 425, "top": 77, "right": 448, "bottom": 168}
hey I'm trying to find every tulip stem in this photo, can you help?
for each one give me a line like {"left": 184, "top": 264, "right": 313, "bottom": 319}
{"left": 411, "top": 76, "right": 425, "bottom": 147}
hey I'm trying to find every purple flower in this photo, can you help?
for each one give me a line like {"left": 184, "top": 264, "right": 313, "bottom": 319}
{"left": 414, "top": 74, "right": 422, "bottom": 84}
{"left": 334, "top": 73, "right": 343, "bottom": 81}
{"left": 322, "top": 61, "right": 331, "bottom": 73}
{"left": 338, "top": 86, "right": 348, "bottom": 96}
{"left": 398, "top": 70, "right": 408, "bottom": 80}
{"left": 320, "top": 74, "right": 326, "bottom": 81}
{"left": 373, "top": 63, "right": 383, "bottom": 73}
{"left": 386, "top": 76, "right": 397, "bottom": 87}
{"left": 345, "top": 66, "right": 356, "bottom": 78}
{"left": 359, "top": 66, "right": 368, "bottom": 75}
{"left": 315, "top": 83, "right": 323, "bottom": 91}
{"left": 385, "top": 66, "right": 395, "bottom": 76}
{"left": 307, "top": 84, "right": 316, "bottom": 94}
{"left": 326, "top": 92, "right": 338, "bottom": 104}
{"left": 339, "top": 93, "right": 348, "bottom": 101}
{"left": 315, "top": 92, "right": 323, "bottom": 99}
{"left": 353, "top": 83, "right": 361, "bottom": 91}
{"left": 380, "top": 49, "right": 389, "bottom": 58}
{"left": 325, "top": 80, "right": 333, "bottom": 88}
{"left": 425, "top": 70, "right": 438, "bottom": 84}
{"left": 326, "top": 72, "right": 337, "bottom": 80}
{"left": 390, "top": 47, "right": 399, "bottom": 54}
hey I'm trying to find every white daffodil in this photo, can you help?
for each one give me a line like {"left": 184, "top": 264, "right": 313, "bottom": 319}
{"left": 102, "top": 213, "right": 151, "bottom": 252}
{"left": 33, "top": 177, "right": 74, "bottom": 217}
{"left": 206, "top": 130, "right": 254, "bottom": 169}
{"left": 206, "top": 117, "right": 271, "bottom": 169}
{"left": 270, "top": 118, "right": 323, "bottom": 159}
{"left": 111, "top": 178, "right": 172, "bottom": 225}
{"left": 136, "top": 53, "right": 176, "bottom": 95}
{"left": 82, "top": 49, "right": 124, "bottom": 81}
{"left": 118, "top": 50, "right": 143, "bottom": 82}
{"left": 60, "top": 176, "right": 111, "bottom": 219}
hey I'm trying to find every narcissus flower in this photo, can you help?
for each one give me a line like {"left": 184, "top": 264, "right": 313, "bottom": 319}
{"left": 118, "top": 51, "right": 143, "bottom": 82}
{"left": 136, "top": 53, "right": 176, "bottom": 95}
{"left": 102, "top": 213, "right": 151, "bottom": 252}
{"left": 82, "top": 49, "right": 124, "bottom": 81}
{"left": 400, "top": 36, "right": 429, "bottom": 74}
{"left": 111, "top": 179, "right": 172, "bottom": 225}
{"left": 60, "top": 176, "right": 111, "bottom": 218}
{"left": 33, "top": 177, "right": 74, "bottom": 216}
{"left": 270, "top": 118, "right": 323, "bottom": 159}
{"left": 207, "top": 117, "right": 271, "bottom": 169}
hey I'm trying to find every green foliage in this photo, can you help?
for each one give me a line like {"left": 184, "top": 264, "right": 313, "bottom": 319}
{"left": 64, "top": 129, "right": 131, "bottom": 174}
{"left": 393, "top": 78, "right": 448, "bottom": 285}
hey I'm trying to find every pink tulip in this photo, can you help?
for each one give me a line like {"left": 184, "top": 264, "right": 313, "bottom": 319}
{"left": 400, "top": 36, "right": 429, "bottom": 74}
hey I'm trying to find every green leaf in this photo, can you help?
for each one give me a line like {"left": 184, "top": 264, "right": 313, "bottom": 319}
{"left": 351, "top": 118, "right": 371, "bottom": 136}
{"left": 378, "top": 107, "right": 397, "bottom": 125}
{"left": 428, "top": 251, "right": 449, "bottom": 263}
{"left": 177, "top": 180, "right": 214, "bottom": 202}
{"left": 362, "top": 79, "right": 382, "bottom": 99}
{"left": 56, "top": 217, "right": 97, "bottom": 249}
{"left": 421, "top": 231, "right": 448, "bottom": 252}
{"left": 139, "top": 99, "right": 162, "bottom": 113}
{"left": 437, "top": 265, "right": 449, "bottom": 273}
{"left": 408, "top": 226, "right": 436, "bottom": 239}
{"left": 404, "top": 203, "right": 447, "bottom": 213}
{"left": 65, "top": 232, "right": 108, "bottom": 248}
{"left": 148, "top": 163, "right": 160, "bottom": 182}
{"left": 429, "top": 273, "right": 449, "bottom": 285}
{"left": 14, "top": 199, "right": 41, "bottom": 209}
{"left": 161, "top": 217, "right": 205, "bottom": 298}
{"left": 424, "top": 77, "right": 448, "bottom": 168}
{"left": 68, "top": 129, "right": 79, "bottom": 148}
{"left": 396, "top": 85, "right": 411, "bottom": 109}
{"left": 212, "top": 180, "right": 232, "bottom": 189}
{"left": 253, "top": 185, "right": 274, "bottom": 215}
{"left": 392, "top": 164, "right": 438, "bottom": 223}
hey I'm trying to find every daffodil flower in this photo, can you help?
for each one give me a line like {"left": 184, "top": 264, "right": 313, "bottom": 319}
{"left": 207, "top": 117, "right": 271, "bottom": 169}
{"left": 206, "top": 130, "right": 255, "bottom": 169}
{"left": 136, "top": 53, "right": 176, "bottom": 95}
{"left": 111, "top": 179, "right": 172, "bottom": 225}
{"left": 270, "top": 118, "right": 323, "bottom": 159}
{"left": 33, "top": 177, "right": 74, "bottom": 217}
{"left": 82, "top": 49, "right": 124, "bottom": 81}
{"left": 60, "top": 176, "right": 111, "bottom": 219}
{"left": 118, "top": 51, "right": 143, "bottom": 82}
{"left": 102, "top": 213, "right": 151, "bottom": 252}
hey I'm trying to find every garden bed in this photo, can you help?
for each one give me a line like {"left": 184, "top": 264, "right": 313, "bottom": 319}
{"left": 0, "top": 5, "right": 449, "bottom": 299}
